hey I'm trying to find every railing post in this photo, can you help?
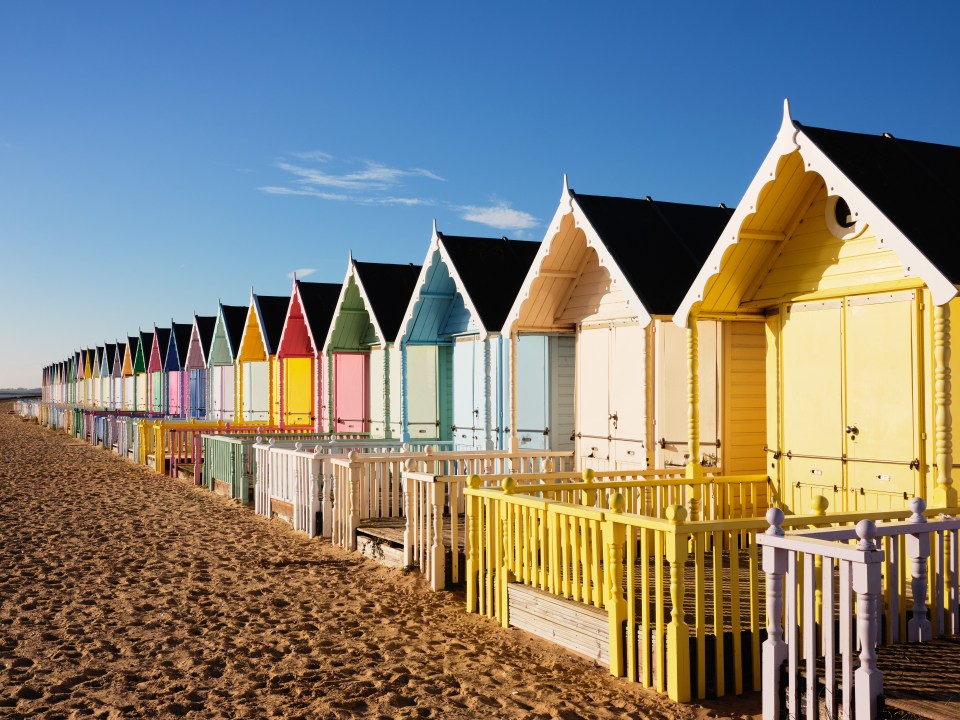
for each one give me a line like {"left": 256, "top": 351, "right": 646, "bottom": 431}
{"left": 430, "top": 480, "right": 445, "bottom": 591}
{"left": 153, "top": 421, "right": 164, "bottom": 474}
{"left": 665, "top": 504, "right": 691, "bottom": 702}
{"left": 403, "top": 461, "right": 416, "bottom": 568}
{"left": 933, "top": 303, "right": 956, "bottom": 508}
{"left": 853, "top": 520, "right": 883, "bottom": 719}
{"left": 347, "top": 451, "right": 361, "bottom": 551}
{"left": 906, "top": 497, "right": 932, "bottom": 641}
{"left": 603, "top": 493, "right": 627, "bottom": 678}
{"left": 685, "top": 317, "right": 703, "bottom": 521}
{"left": 762, "top": 508, "right": 787, "bottom": 720}
{"left": 465, "top": 475, "right": 481, "bottom": 613}
{"left": 499, "top": 477, "right": 516, "bottom": 629}
{"left": 811, "top": 495, "right": 828, "bottom": 631}
{"left": 580, "top": 467, "right": 597, "bottom": 507}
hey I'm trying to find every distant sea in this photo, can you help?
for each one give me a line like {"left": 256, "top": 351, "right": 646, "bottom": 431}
{"left": 0, "top": 389, "right": 41, "bottom": 399}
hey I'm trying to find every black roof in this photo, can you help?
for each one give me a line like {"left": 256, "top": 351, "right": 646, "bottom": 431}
{"left": 126, "top": 336, "right": 139, "bottom": 361}
{"left": 798, "top": 122, "right": 960, "bottom": 283}
{"left": 104, "top": 343, "right": 118, "bottom": 373}
{"left": 221, "top": 305, "right": 248, "bottom": 356}
{"left": 154, "top": 328, "right": 171, "bottom": 363}
{"left": 171, "top": 322, "right": 193, "bottom": 366}
{"left": 572, "top": 192, "right": 734, "bottom": 316}
{"left": 354, "top": 261, "right": 423, "bottom": 343}
{"left": 195, "top": 316, "right": 217, "bottom": 359}
{"left": 440, "top": 234, "right": 540, "bottom": 331}
{"left": 297, "top": 281, "right": 342, "bottom": 349}
{"left": 254, "top": 295, "right": 290, "bottom": 355}
{"left": 138, "top": 331, "right": 153, "bottom": 358}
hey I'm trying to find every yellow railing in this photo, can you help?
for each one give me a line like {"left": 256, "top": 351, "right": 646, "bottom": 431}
{"left": 464, "top": 475, "right": 954, "bottom": 702}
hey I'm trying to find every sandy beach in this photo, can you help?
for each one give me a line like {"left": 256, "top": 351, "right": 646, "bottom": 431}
{"left": 0, "top": 403, "right": 757, "bottom": 720}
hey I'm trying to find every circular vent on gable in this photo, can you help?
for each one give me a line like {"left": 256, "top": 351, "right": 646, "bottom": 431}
{"left": 825, "top": 195, "right": 865, "bottom": 240}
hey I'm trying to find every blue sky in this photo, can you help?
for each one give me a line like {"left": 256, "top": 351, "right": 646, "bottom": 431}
{"left": 2, "top": 2, "right": 958, "bottom": 387}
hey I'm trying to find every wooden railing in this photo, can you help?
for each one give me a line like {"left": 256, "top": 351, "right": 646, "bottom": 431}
{"left": 14, "top": 399, "right": 40, "bottom": 419}
{"left": 463, "top": 477, "right": 953, "bottom": 703}
{"left": 201, "top": 431, "right": 367, "bottom": 499}
{"left": 254, "top": 441, "right": 446, "bottom": 538}
{"left": 758, "top": 498, "right": 960, "bottom": 720}
{"left": 329, "top": 450, "right": 576, "bottom": 552}
{"left": 402, "top": 466, "right": 693, "bottom": 591}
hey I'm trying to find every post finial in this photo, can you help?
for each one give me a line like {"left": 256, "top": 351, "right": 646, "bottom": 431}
{"left": 856, "top": 519, "right": 878, "bottom": 551}
{"left": 810, "top": 495, "right": 829, "bottom": 516}
{"left": 581, "top": 467, "right": 595, "bottom": 482}
{"left": 665, "top": 504, "right": 687, "bottom": 524}
{"left": 908, "top": 496, "right": 927, "bottom": 523}
{"left": 467, "top": 474, "right": 481, "bottom": 490}
{"left": 609, "top": 492, "right": 625, "bottom": 514}
{"left": 765, "top": 506, "right": 785, "bottom": 536}
{"left": 502, "top": 476, "right": 516, "bottom": 495}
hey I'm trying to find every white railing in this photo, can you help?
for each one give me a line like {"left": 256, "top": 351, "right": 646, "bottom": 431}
{"left": 330, "top": 449, "right": 576, "bottom": 552}
{"left": 14, "top": 399, "right": 41, "bottom": 419}
{"left": 253, "top": 439, "right": 419, "bottom": 536}
{"left": 758, "top": 498, "right": 960, "bottom": 720}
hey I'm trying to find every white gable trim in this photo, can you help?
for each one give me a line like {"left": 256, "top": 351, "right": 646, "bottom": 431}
{"left": 501, "top": 175, "right": 652, "bottom": 334}
{"left": 674, "top": 100, "right": 957, "bottom": 327}
{"left": 396, "top": 223, "right": 443, "bottom": 346}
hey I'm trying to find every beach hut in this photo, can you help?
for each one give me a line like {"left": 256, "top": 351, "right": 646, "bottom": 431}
{"left": 134, "top": 332, "right": 151, "bottom": 412}
{"left": 70, "top": 352, "right": 80, "bottom": 405}
{"left": 109, "top": 343, "right": 123, "bottom": 410}
{"left": 207, "top": 303, "right": 247, "bottom": 422}
{"left": 674, "top": 100, "right": 960, "bottom": 512}
{"left": 275, "top": 279, "right": 342, "bottom": 428}
{"left": 165, "top": 321, "right": 193, "bottom": 418}
{"left": 81, "top": 348, "right": 94, "bottom": 407}
{"left": 91, "top": 346, "right": 105, "bottom": 409}
{"left": 323, "top": 257, "right": 422, "bottom": 437}
{"left": 503, "top": 177, "right": 744, "bottom": 471}
{"left": 101, "top": 343, "right": 116, "bottom": 410}
{"left": 147, "top": 327, "right": 170, "bottom": 415}
{"left": 122, "top": 337, "right": 137, "bottom": 411}
{"left": 235, "top": 292, "right": 289, "bottom": 425}
{"left": 397, "top": 223, "right": 541, "bottom": 448}
{"left": 184, "top": 314, "right": 216, "bottom": 419}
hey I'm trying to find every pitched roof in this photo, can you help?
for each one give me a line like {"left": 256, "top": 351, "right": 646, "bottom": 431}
{"left": 171, "top": 322, "right": 193, "bottom": 366}
{"left": 254, "top": 295, "right": 290, "bottom": 355}
{"left": 154, "top": 327, "right": 171, "bottom": 360}
{"left": 440, "top": 234, "right": 540, "bottom": 331}
{"left": 195, "top": 316, "right": 217, "bottom": 358}
{"left": 354, "top": 261, "right": 423, "bottom": 343}
{"left": 104, "top": 343, "right": 118, "bottom": 374}
{"left": 221, "top": 305, "right": 248, "bottom": 355}
{"left": 297, "top": 281, "right": 342, "bottom": 348}
{"left": 573, "top": 192, "right": 733, "bottom": 316}
{"left": 798, "top": 123, "right": 960, "bottom": 283}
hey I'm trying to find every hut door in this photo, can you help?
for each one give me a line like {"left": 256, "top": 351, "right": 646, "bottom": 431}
{"left": 781, "top": 301, "right": 844, "bottom": 511}
{"left": 516, "top": 336, "right": 549, "bottom": 450}
{"left": 242, "top": 362, "right": 270, "bottom": 422}
{"left": 333, "top": 353, "right": 368, "bottom": 433}
{"left": 452, "top": 339, "right": 478, "bottom": 449}
{"left": 843, "top": 292, "right": 919, "bottom": 508}
{"left": 407, "top": 345, "right": 440, "bottom": 440}
{"left": 284, "top": 357, "right": 313, "bottom": 426}
{"left": 220, "top": 365, "right": 235, "bottom": 421}
{"left": 610, "top": 324, "right": 647, "bottom": 468}
{"left": 576, "top": 326, "right": 611, "bottom": 467}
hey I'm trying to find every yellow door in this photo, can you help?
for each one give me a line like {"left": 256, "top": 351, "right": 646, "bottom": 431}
{"left": 781, "top": 301, "right": 845, "bottom": 512}
{"left": 844, "top": 292, "right": 920, "bottom": 510}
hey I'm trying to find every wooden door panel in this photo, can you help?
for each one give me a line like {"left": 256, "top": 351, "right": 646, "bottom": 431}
{"left": 333, "top": 353, "right": 368, "bottom": 433}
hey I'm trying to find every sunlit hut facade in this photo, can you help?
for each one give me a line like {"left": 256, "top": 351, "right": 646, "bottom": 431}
{"left": 134, "top": 331, "right": 151, "bottom": 412}
{"left": 207, "top": 303, "right": 247, "bottom": 422}
{"left": 184, "top": 314, "right": 216, "bottom": 419}
{"left": 121, "top": 336, "right": 138, "bottom": 411}
{"left": 323, "top": 256, "right": 421, "bottom": 437}
{"left": 147, "top": 326, "right": 170, "bottom": 415}
{"left": 235, "top": 292, "right": 289, "bottom": 426}
{"left": 504, "top": 178, "right": 764, "bottom": 473}
{"left": 109, "top": 343, "right": 123, "bottom": 410}
{"left": 396, "top": 223, "right": 543, "bottom": 449}
{"left": 275, "top": 279, "right": 342, "bottom": 428}
{"left": 675, "top": 101, "right": 960, "bottom": 513}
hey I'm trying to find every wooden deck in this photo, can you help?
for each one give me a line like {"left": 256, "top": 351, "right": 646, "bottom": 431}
{"left": 357, "top": 515, "right": 468, "bottom": 549}
{"left": 879, "top": 637, "right": 960, "bottom": 719}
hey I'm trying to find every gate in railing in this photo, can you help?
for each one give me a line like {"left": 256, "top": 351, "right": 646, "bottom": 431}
{"left": 758, "top": 498, "right": 960, "bottom": 720}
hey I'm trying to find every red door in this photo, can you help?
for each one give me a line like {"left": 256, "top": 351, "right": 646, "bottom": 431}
{"left": 334, "top": 353, "right": 368, "bottom": 433}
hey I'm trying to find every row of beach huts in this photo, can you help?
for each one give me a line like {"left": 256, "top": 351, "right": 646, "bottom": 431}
{"left": 21, "top": 103, "right": 960, "bottom": 719}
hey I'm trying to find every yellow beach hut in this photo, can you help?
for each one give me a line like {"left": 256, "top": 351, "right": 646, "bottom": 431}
{"left": 121, "top": 336, "right": 137, "bottom": 411}
{"left": 235, "top": 292, "right": 289, "bottom": 426}
{"left": 675, "top": 100, "right": 960, "bottom": 513}
{"left": 503, "top": 178, "right": 761, "bottom": 472}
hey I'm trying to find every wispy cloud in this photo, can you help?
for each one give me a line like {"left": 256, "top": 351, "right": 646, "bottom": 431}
{"left": 261, "top": 152, "right": 444, "bottom": 206}
{"left": 458, "top": 202, "right": 538, "bottom": 231}
{"left": 288, "top": 268, "right": 318, "bottom": 279}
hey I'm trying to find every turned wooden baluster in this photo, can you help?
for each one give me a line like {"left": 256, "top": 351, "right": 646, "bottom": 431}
{"left": 762, "top": 507, "right": 787, "bottom": 720}
{"left": 906, "top": 497, "right": 932, "bottom": 641}
{"left": 854, "top": 519, "right": 883, "bottom": 719}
